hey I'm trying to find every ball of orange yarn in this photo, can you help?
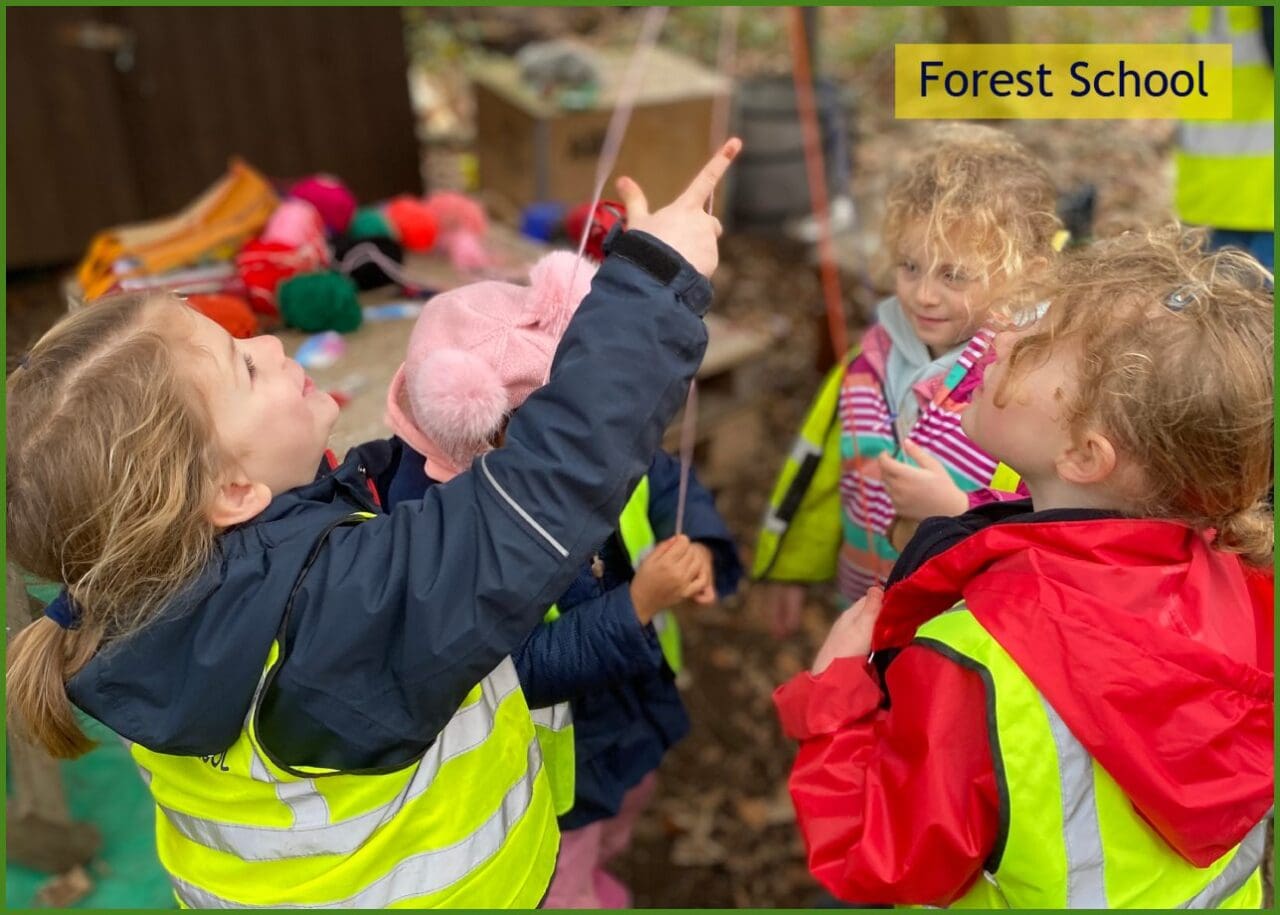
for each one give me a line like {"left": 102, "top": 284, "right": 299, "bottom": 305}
{"left": 188, "top": 293, "right": 259, "bottom": 338}
{"left": 385, "top": 196, "right": 439, "bottom": 252}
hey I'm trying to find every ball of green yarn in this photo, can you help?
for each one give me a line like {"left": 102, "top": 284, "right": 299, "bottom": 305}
{"left": 278, "top": 272, "right": 363, "bottom": 333}
{"left": 348, "top": 206, "right": 392, "bottom": 241}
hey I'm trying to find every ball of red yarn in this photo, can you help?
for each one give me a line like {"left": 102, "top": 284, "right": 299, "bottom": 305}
{"left": 187, "top": 293, "right": 259, "bottom": 338}
{"left": 424, "top": 191, "right": 488, "bottom": 238}
{"left": 235, "top": 237, "right": 326, "bottom": 317}
{"left": 385, "top": 196, "right": 439, "bottom": 252}
{"left": 289, "top": 174, "right": 357, "bottom": 234}
{"left": 564, "top": 199, "right": 627, "bottom": 262}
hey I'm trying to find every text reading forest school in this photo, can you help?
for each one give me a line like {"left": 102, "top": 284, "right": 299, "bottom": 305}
{"left": 895, "top": 44, "right": 1232, "bottom": 120}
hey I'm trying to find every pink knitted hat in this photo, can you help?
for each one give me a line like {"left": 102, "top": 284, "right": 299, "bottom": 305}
{"left": 386, "top": 251, "right": 597, "bottom": 482}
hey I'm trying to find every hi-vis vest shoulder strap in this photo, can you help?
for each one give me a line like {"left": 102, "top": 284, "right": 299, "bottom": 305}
{"left": 616, "top": 475, "right": 683, "bottom": 674}
{"left": 1176, "top": 6, "right": 1274, "bottom": 231}
{"left": 753, "top": 348, "right": 859, "bottom": 582}
{"left": 127, "top": 512, "right": 559, "bottom": 908}
{"left": 913, "top": 606, "right": 1267, "bottom": 909}
{"left": 531, "top": 474, "right": 677, "bottom": 820}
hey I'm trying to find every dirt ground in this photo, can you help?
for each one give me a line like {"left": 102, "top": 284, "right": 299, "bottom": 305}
{"left": 6, "top": 6, "right": 1270, "bottom": 909}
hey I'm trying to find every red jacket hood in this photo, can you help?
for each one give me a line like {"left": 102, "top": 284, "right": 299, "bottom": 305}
{"left": 874, "top": 517, "right": 1274, "bottom": 867}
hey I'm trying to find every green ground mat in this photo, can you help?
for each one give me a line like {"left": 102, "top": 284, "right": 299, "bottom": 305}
{"left": 7, "top": 581, "right": 173, "bottom": 908}
{"left": 6, "top": 715, "right": 174, "bottom": 909}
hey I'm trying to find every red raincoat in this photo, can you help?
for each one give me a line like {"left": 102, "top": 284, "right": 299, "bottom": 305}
{"left": 775, "top": 516, "right": 1274, "bottom": 906}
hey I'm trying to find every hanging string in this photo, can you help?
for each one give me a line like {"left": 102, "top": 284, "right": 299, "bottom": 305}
{"left": 571, "top": 6, "right": 669, "bottom": 269}
{"left": 675, "top": 6, "right": 739, "bottom": 537}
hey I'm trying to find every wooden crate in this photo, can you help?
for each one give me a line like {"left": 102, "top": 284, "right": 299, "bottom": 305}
{"left": 471, "top": 46, "right": 731, "bottom": 212}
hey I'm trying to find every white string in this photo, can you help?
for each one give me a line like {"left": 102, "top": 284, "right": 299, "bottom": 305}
{"left": 676, "top": 6, "right": 738, "bottom": 536}
{"left": 565, "top": 3, "right": 669, "bottom": 313}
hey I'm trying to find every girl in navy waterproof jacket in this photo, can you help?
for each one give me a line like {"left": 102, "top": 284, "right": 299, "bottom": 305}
{"left": 6, "top": 144, "right": 741, "bottom": 908}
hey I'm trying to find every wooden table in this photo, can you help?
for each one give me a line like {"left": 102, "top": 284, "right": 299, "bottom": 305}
{"left": 281, "top": 225, "right": 774, "bottom": 481}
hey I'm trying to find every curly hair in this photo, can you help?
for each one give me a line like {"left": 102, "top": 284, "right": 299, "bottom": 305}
{"left": 997, "top": 226, "right": 1274, "bottom": 565}
{"left": 883, "top": 124, "right": 1061, "bottom": 315}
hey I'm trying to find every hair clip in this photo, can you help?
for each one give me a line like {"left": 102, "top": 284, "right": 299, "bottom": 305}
{"left": 1163, "top": 287, "right": 1196, "bottom": 312}
{"left": 16, "top": 352, "right": 30, "bottom": 369}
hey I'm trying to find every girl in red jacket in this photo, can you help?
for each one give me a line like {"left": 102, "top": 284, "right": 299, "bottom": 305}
{"left": 774, "top": 228, "right": 1274, "bottom": 908}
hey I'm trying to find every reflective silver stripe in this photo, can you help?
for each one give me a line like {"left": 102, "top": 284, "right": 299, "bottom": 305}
{"left": 157, "top": 659, "right": 522, "bottom": 861}
{"left": 634, "top": 543, "right": 655, "bottom": 564}
{"left": 480, "top": 453, "right": 568, "bottom": 558}
{"left": 530, "top": 701, "right": 572, "bottom": 733}
{"left": 762, "top": 512, "right": 787, "bottom": 535}
{"left": 274, "top": 779, "right": 328, "bottom": 829}
{"left": 170, "top": 738, "right": 545, "bottom": 909}
{"left": 121, "top": 738, "right": 155, "bottom": 788}
{"left": 1192, "top": 11, "right": 1269, "bottom": 66}
{"left": 1040, "top": 698, "right": 1107, "bottom": 908}
{"left": 790, "top": 436, "right": 822, "bottom": 466}
{"left": 760, "top": 435, "right": 825, "bottom": 538}
{"left": 1179, "top": 122, "right": 1274, "bottom": 157}
{"left": 1178, "top": 814, "right": 1271, "bottom": 908}
{"left": 248, "top": 747, "right": 274, "bottom": 784}
{"left": 652, "top": 610, "right": 671, "bottom": 634}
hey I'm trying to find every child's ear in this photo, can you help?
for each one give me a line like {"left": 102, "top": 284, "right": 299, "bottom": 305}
{"left": 1055, "top": 430, "right": 1118, "bottom": 487}
{"left": 208, "top": 478, "right": 273, "bottom": 528}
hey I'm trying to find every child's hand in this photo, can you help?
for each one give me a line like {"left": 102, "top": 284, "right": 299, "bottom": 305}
{"left": 630, "top": 535, "right": 710, "bottom": 624}
{"left": 615, "top": 138, "right": 742, "bottom": 277}
{"left": 812, "top": 587, "right": 884, "bottom": 675}
{"left": 689, "top": 542, "right": 718, "bottom": 606}
{"left": 878, "top": 440, "right": 969, "bottom": 521}
{"left": 756, "top": 582, "right": 806, "bottom": 638}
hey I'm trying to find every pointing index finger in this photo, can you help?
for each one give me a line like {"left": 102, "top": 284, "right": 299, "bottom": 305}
{"left": 677, "top": 137, "right": 742, "bottom": 208}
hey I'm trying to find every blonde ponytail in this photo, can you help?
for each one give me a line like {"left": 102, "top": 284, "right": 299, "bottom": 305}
{"left": 6, "top": 618, "right": 105, "bottom": 758}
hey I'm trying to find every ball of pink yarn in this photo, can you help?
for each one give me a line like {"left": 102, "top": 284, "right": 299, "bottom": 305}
{"left": 386, "top": 195, "right": 439, "bottom": 252}
{"left": 443, "top": 230, "right": 491, "bottom": 272}
{"left": 289, "top": 174, "right": 356, "bottom": 234}
{"left": 424, "top": 191, "right": 488, "bottom": 238}
{"left": 262, "top": 199, "right": 326, "bottom": 249}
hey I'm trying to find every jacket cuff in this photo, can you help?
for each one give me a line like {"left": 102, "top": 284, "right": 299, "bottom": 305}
{"left": 692, "top": 536, "right": 744, "bottom": 599}
{"left": 602, "top": 225, "right": 712, "bottom": 317}
{"left": 609, "top": 587, "right": 667, "bottom": 672}
{"left": 773, "top": 656, "right": 883, "bottom": 741}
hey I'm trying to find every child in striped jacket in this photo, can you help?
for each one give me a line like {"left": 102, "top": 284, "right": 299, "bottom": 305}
{"left": 754, "top": 126, "right": 1060, "bottom": 632}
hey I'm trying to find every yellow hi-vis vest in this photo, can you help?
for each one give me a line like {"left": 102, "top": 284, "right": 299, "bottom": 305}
{"left": 530, "top": 475, "right": 682, "bottom": 819}
{"left": 127, "top": 514, "right": 558, "bottom": 908}
{"left": 914, "top": 606, "right": 1268, "bottom": 909}
{"left": 752, "top": 349, "right": 858, "bottom": 583}
{"left": 1176, "top": 6, "right": 1274, "bottom": 231}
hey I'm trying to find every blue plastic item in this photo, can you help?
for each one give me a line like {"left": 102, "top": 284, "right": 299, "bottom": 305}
{"left": 520, "top": 202, "right": 567, "bottom": 242}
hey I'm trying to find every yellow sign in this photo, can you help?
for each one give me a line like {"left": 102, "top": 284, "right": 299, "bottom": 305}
{"left": 895, "top": 44, "right": 1233, "bottom": 120}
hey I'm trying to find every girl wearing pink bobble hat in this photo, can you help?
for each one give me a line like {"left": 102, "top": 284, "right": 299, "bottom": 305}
{"left": 385, "top": 247, "right": 743, "bottom": 909}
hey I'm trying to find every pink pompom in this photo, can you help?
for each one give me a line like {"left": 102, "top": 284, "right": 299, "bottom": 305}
{"left": 386, "top": 196, "right": 439, "bottom": 252}
{"left": 444, "top": 230, "right": 491, "bottom": 272}
{"left": 289, "top": 174, "right": 356, "bottom": 234}
{"left": 522, "top": 251, "right": 597, "bottom": 338}
{"left": 425, "top": 191, "right": 488, "bottom": 238}
{"left": 263, "top": 199, "right": 326, "bottom": 249}
{"left": 407, "top": 348, "right": 508, "bottom": 465}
